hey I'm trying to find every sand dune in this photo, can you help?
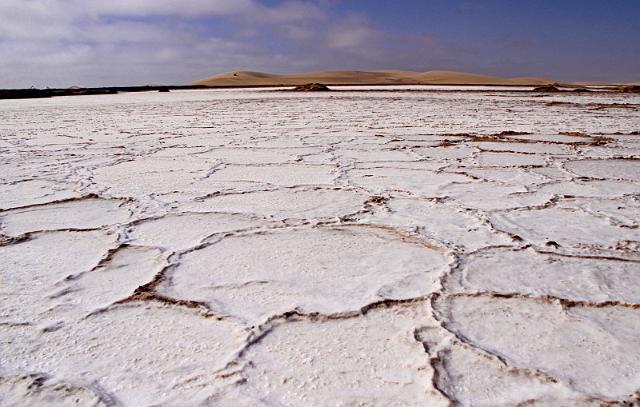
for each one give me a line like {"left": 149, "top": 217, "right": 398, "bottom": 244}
{"left": 194, "top": 70, "right": 554, "bottom": 87}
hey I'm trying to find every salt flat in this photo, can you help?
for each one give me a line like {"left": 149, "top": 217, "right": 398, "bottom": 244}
{"left": 1, "top": 87, "right": 639, "bottom": 406}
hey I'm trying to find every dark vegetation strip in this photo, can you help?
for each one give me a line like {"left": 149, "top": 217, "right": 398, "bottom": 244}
{"left": 0, "top": 85, "right": 209, "bottom": 100}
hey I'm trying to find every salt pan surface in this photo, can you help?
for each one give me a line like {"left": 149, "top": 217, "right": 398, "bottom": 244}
{"left": 1, "top": 87, "right": 639, "bottom": 405}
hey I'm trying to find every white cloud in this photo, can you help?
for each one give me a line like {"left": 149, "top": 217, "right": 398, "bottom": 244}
{"left": 0, "top": 1, "right": 637, "bottom": 86}
{"left": 80, "top": 0, "right": 257, "bottom": 17}
{"left": 0, "top": 0, "right": 452, "bottom": 87}
{"left": 0, "top": 0, "right": 323, "bottom": 87}
{"left": 325, "top": 16, "right": 380, "bottom": 49}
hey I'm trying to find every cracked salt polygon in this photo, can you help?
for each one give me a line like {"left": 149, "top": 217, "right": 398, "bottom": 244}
{"left": 476, "top": 151, "right": 548, "bottom": 167}
{"left": 359, "top": 197, "right": 513, "bottom": 251}
{"left": 240, "top": 302, "right": 450, "bottom": 407}
{"left": 0, "top": 230, "right": 117, "bottom": 324}
{"left": 490, "top": 207, "right": 640, "bottom": 252}
{"left": 206, "top": 164, "right": 336, "bottom": 186}
{"left": 427, "top": 340, "right": 582, "bottom": 406}
{"left": 198, "top": 148, "right": 312, "bottom": 164}
{"left": 181, "top": 188, "right": 368, "bottom": 220}
{"left": 535, "top": 179, "right": 640, "bottom": 198}
{"left": 93, "top": 157, "right": 213, "bottom": 196}
{"left": 334, "top": 148, "right": 418, "bottom": 163}
{"left": 439, "top": 182, "right": 552, "bottom": 211}
{"left": 128, "top": 212, "right": 264, "bottom": 251}
{"left": 556, "top": 196, "right": 640, "bottom": 227}
{"left": 0, "top": 303, "right": 245, "bottom": 406}
{"left": 162, "top": 226, "right": 448, "bottom": 322}
{"left": 434, "top": 295, "right": 640, "bottom": 399}
{"left": 0, "top": 180, "right": 79, "bottom": 210}
{"left": 564, "top": 158, "right": 640, "bottom": 181}
{"left": 452, "top": 247, "right": 640, "bottom": 303}
{"left": 348, "top": 168, "right": 469, "bottom": 195}
{"left": 413, "top": 145, "right": 477, "bottom": 160}
{"left": 0, "top": 198, "right": 130, "bottom": 236}
{"left": 0, "top": 374, "right": 106, "bottom": 407}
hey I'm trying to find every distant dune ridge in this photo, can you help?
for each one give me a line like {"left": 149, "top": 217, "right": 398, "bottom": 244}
{"left": 194, "top": 70, "right": 556, "bottom": 87}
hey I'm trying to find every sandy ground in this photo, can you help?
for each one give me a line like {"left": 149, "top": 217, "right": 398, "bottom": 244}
{"left": 1, "top": 87, "right": 640, "bottom": 406}
{"left": 194, "top": 70, "right": 554, "bottom": 87}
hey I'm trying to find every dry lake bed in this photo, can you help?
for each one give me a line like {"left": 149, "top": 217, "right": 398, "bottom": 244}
{"left": 1, "top": 87, "right": 640, "bottom": 406}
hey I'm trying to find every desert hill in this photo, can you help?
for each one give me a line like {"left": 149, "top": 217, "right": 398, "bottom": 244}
{"left": 194, "top": 70, "right": 554, "bottom": 87}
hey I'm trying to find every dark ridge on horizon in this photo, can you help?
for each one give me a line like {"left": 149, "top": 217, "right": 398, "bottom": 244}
{"left": 0, "top": 85, "right": 208, "bottom": 100}
{"left": 2, "top": 76, "right": 635, "bottom": 101}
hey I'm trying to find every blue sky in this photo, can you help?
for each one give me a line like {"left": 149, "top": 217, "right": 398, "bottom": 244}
{"left": 1, "top": 0, "right": 638, "bottom": 87}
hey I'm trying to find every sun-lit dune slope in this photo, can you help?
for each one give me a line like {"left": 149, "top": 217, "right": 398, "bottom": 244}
{"left": 194, "top": 70, "right": 554, "bottom": 87}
